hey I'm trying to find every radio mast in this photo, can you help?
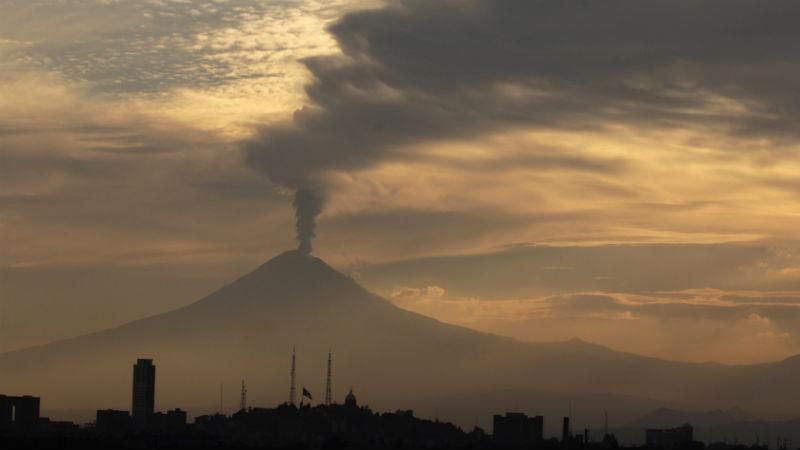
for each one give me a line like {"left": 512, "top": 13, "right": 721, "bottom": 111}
{"left": 289, "top": 348, "right": 297, "bottom": 406}
{"left": 325, "top": 350, "right": 333, "bottom": 405}
{"left": 240, "top": 380, "right": 247, "bottom": 411}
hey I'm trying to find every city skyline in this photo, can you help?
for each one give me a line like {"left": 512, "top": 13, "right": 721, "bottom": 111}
{"left": 2, "top": 356, "right": 794, "bottom": 449}
{"left": 0, "top": 355, "right": 716, "bottom": 449}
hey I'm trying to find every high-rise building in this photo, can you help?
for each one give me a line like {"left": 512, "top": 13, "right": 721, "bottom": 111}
{"left": 131, "top": 359, "right": 156, "bottom": 427}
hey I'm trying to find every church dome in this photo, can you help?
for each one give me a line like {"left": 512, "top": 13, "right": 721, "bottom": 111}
{"left": 344, "top": 388, "right": 357, "bottom": 407}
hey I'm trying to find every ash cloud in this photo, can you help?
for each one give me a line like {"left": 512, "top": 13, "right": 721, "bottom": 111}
{"left": 244, "top": 0, "right": 800, "bottom": 247}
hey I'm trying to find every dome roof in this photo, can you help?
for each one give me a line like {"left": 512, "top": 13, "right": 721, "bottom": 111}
{"left": 344, "top": 388, "right": 357, "bottom": 406}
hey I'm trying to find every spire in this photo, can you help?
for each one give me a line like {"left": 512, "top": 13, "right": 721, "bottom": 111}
{"left": 289, "top": 347, "right": 297, "bottom": 406}
{"left": 325, "top": 350, "right": 333, "bottom": 405}
{"left": 240, "top": 379, "right": 247, "bottom": 411}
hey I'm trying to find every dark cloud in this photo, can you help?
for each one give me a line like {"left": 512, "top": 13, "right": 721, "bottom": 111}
{"left": 320, "top": 208, "right": 586, "bottom": 262}
{"left": 246, "top": 0, "right": 800, "bottom": 178}
{"left": 244, "top": 0, "right": 800, "bottom": 245}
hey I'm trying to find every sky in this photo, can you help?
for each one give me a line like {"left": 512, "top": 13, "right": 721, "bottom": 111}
{"left": 2, "top": 0, "right": 800, "bottom": 364}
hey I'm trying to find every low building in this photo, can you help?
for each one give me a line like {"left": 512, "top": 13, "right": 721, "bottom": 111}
{"left": 152, "top": 408, "right": 187, "bottom": 431}
{"left": 96, "top": 409, "right": 131, "bottom": 434}
{"left": 646, "top": 424, "right": 694, "bottom": 450}
{"left": 493, "top": 412, "right": 544, "bottom": 449}
{"left": 0, "top": 395, "right": 41, "bottom": 431}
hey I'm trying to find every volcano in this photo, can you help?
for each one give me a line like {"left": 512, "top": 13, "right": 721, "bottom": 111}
{"left": 1, "top": 251, "right": 799, "bottom": 428}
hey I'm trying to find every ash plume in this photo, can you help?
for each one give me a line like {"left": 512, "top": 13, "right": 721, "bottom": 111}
{"left": 293, "top": 188, "right": 324, "bottom": 254}
{"left": 243, "top": 0, "right": 800, "bottom": 248}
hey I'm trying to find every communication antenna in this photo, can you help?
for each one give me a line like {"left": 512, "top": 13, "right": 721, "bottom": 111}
{"left": 219, "top": 383, "right": 224, "bottom": 414}
{"left": 604, "top": 411, "right": 609, "bottom": 436}
{"left": 325, "top": 350, "right": 333, "bottom": 406}
{"left": 240, "top": 379, "right": 247, "bottom": 411}
{"left": 290, "top": 347, "right": 297, "bottom": 406}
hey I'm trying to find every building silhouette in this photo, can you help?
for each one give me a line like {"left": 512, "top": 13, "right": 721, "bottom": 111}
{"left": 151, "top": 408, "right": 187, "bottom": 432}
{"left": 95, "top": 409, "right": 130, "bottom": 434}
{"left": 493, "top": 412, "right": 543, "bottom": 449}
{"left": 344, "top": 388, "right": 358, "bottom": 408}
{"left": 0, "top": 395, "right": 40, "bottom": 431}
{"left": 131, "top": 359, "right": 156, "bottom": 427}
{"left": 0, "top": 356, "right": 711, "bottom": 450}
{"left": 646, "top": 424, "right": 694, "bottom": 450}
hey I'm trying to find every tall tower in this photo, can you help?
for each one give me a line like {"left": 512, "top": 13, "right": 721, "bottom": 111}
{"left": 325, "top": 351, "right": 332, "bottom": 406}
{"left": 289, "top": 348, "right": 297, "bottom": 406}
{"left": 240, "top": 380, "right": 247, "bottom": 412}
{"left": 132, "top": 359, "right": 156, "bottom": 428}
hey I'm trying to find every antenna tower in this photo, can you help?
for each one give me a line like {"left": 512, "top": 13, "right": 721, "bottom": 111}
{"left": 290, "top": 348, "right": 297, "bottom": 406}
{"left": 325, "top": 350, "right": 333, "bottom": 405}
{"left": 240, "top": 379, "right": 247, "bottom": 411}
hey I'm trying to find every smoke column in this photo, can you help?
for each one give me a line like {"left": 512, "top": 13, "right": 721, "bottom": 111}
{"left": 292, "top": 188, "right": 324, "bottom": 254}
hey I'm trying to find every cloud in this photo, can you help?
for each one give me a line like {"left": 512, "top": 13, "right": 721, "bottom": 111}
{"left": 245, "top": 0, "right": 800, "bottom": 185}
{"left": 361, "top": 244, "right": 800, "bottom": 363}
{"left": 0, "top": 0, "right": 346, "bottom": 94}
{"left": 0, "top": 0, "right": 370, "bottom": 269}
{"left": 241, "top": 0, "right": 800, "bottom": 255}
{"left": 385, "top": 287, "right": 800, "bottom": 364}
{"left": 358, "top": 244, "right": 790, "bottom": 301}
{"left": 0, "top": 65, "right": 296, "bottom": 269}
{"left": 390, "top": 285, "right": 446, "bottom": 300}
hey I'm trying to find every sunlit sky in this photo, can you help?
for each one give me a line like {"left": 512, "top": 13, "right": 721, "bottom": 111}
{"left": 3, "top": 0, "right": 800, "bottom": 364}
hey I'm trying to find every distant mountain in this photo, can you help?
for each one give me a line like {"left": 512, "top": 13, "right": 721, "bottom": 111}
{"left": 2, "top": 251, "right": 800, "bottom": 428}
{"left": 628, "top": 407, "right": 739, "bottom": 428}
{"left": 615, "top": 408, "right": 800, "bottom": 446}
